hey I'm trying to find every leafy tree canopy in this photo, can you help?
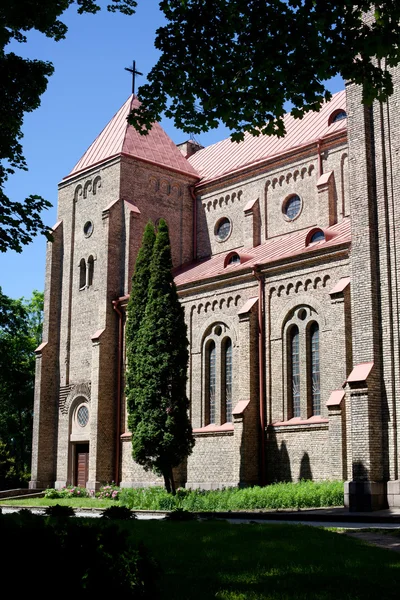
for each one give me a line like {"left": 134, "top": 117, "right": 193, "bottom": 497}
{"left": 0, "top": 287, "right": 44, "bottom": 486}
{"left": 0, "top": 0, "right": 136, "bottom": 253}
{"left": 129, "top": 1, "right": 400, "bottom": 141}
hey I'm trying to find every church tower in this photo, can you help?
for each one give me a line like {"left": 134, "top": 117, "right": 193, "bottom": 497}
{"left": 345, "top": 62, "right": 400, "bottom": 509}
{"left": 30, "top": 96, "right": 198, "bottom": 489}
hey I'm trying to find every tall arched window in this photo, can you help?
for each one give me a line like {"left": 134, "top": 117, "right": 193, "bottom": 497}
{"left": 310, "top": 323, "right": 320, "bottom": 415}
{"left": 208, "top": 341, "right": 216, "bottom": 424}
{"left": 87, "top": 255, "right": 94, "bottom": 287}
{"left": 79, "top": 258, "right": 86, "bottom": 289}
{"left": 290, "top": 326, "right": 301, "bottom": 418}
{"left": 224, "top": 339, "right": 233, "bottom": 422}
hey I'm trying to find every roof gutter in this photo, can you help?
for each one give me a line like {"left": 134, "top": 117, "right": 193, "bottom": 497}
{"left": 189, "top": 185, "right": 197, "bottom": 260}
{"left": 112, "top": 299, "right": 123, "bottom": 485}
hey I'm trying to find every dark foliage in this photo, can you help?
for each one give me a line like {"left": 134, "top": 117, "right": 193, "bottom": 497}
{"left": 164, "top": 508, "right": 197, "bottom": 521}
{"left": 129, "top": 2, "right": 400, "bottom": 141}
{"left": 0, "top": 1, "right": 137, "bottom": 252}
{"left": 0, "top": 513, "right": 158, "bottom": 597}
{"left": 44, "top": 503, "right": 76, "bottom": 517}
{"left": 128, "top": 220, "right": 194, "bottom": 493}
{"left": 102, "top": 505, "right": 137, "bottom": 520}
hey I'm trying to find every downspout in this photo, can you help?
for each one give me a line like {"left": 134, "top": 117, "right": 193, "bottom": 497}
{"left": 317, "top": 138, "right": 323, "bottom": 177}
{"left": 253, "top": 266, "right": 266, "bottom": 486}
{"left": 189, "top": 185, "right": 197, "bottom": 260}
{"left": 112, "top": 299, "right": 123, "bottom": 485}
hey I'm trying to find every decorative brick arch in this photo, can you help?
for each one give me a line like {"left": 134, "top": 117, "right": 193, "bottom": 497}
{"left": 192, "top": 315, "right": 239, "bottom": 354}
{"left": 61, "top": 382, "right": 91, "bottom": 416}
{"left": 271, "top": 294, "right": 328, "bottom": 340}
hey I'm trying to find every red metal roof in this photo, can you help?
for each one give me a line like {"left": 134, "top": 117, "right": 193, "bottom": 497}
{"left": 66, "top": 96, "right": 199, "bottom": 179}
{"left": 174, "top": 218, "right": 351, "bottom": 287}
{"left": 188, "top": 90, "right": 347, "bottom": 183}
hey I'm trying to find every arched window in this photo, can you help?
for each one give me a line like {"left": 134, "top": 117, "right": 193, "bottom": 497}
{"left": 310, "top": 323, "right": 320, "bottom": 415}
{"left": 290, "top": 326, "right": 301, "bottom": 418}
{"left": 208, "top": 341, "right": 216, "bottom": 424}
{"left": 224, "top": 339, "right": 233, "bottom": 422}
{"left": 87, "top": 255, "right": 94, "bottom": 287}
{"left": 79, "top": 259, "right": 86, "bottom": 289}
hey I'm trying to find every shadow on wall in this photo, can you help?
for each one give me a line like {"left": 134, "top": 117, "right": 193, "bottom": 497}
{"left": 196, "top": 199, "right": 212, "bottom": 259}
{"left": 352, "top": 460, "right": 369, "bottom": 481}
{"left": 266, "top": 427, "right": 292, "bottom": 482}
{"left": 299, "top": 452, "right": 313, "bottom": 481}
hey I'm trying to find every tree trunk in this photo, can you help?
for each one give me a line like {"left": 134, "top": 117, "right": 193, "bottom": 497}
{"left": 170, "top": 467, "right": 176, "bottom": 495}
{"left": 163, "top": 471, "right": 171, "bottom": 494}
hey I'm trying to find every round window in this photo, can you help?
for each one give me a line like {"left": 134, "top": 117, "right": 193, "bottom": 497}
{"left": 77, "top": 405, "right": 89, "bottom": 427}
{"left": 283, "top": 195, "right": 302, "bottom": 221}
{"left": 83, "top": 221, "right": 94, "bottom": 237}
{"left": 216, "top": 218, "right": 231, "bottom": 241}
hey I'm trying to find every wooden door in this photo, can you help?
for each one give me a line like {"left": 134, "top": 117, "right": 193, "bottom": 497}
{"left": 75, "top": 444, "right": 89, "bottom": 487}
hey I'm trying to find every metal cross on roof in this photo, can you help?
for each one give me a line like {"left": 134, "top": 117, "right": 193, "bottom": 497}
{"left": 124, "top": 60, "right": 143, "bottom": 95}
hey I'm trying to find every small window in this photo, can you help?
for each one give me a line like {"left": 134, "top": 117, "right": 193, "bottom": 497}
{"left": 83, "top": 221, "right": 94, "bottom": 237}
{"left": 226, "top": 253, "right": 240, "bottom": 266}
{"left": 310, "top": 230, "right": 325, "bottom": 243}
{"left": 283, "top": 194, "right": 302, "bottom": 221}
{"left": 77, "top": 405, "right": 89, "bottom": 427}
{"left": 79, "top": 259, "right": 86, "bottom": 289}
{"left": 87, "top": 255, "right": 94, "bottom": 286}
{"left": 329, "top": 110, "right": 347, "bottom": 125}
{"left": 216, "top": 218, "right": 231, "bottom": 241}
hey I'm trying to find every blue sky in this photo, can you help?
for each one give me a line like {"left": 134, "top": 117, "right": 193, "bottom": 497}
{"left": 0, "top": 1, "right": 344, "bottom": 301}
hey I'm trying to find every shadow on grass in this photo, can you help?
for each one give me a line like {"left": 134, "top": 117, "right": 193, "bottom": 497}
{"left": 127, "top": 521, "right": 400, "bottom": 600}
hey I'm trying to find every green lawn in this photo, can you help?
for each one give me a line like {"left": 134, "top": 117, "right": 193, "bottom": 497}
{"left": 0, "top": 497, "right": 115, "bottom": 508}
{"left": 123, "top": 520, "right": 400, "bottom": 599}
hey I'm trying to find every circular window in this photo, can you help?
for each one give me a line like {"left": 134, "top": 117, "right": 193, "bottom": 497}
{"left": 310, "top": 230, "right": 325, "bottom": 243}
{"left": 283, "top": 195, "right": 302, "bottom": 221}
{"left": 297, "top": 308, "right": 307, "bottom": 321}
{"left": 83, "top": 221, "right": 94, "bottom": 237}
{"left": 215, "top": 218, "right": 231, "bottom": 241}
{"left": 77, "top": 405, "right": 89, "bottom": 427}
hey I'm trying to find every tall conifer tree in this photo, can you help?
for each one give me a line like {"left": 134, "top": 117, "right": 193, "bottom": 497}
{"left": 125, "top": 222, "right": 156, "bottom": 425}
{"left": 129, "top": 219, "right": 194, "bottom": 493}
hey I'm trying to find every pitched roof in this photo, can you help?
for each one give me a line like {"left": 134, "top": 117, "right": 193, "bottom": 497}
{"left": 174, "top": 218, "right": 351, "bottom": 288}
{"left": 66, "top": 96, "right": 199, "bottom": 179}
{"left": 188, "top": 90, "right": 347, "bottom": 184}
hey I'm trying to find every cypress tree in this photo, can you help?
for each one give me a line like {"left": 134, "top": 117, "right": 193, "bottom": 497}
{"left": 129, "top": 219, "right": 194, "bottom": 493}
{"left": 125, "top": 222, "right": 156, "bottom": 425}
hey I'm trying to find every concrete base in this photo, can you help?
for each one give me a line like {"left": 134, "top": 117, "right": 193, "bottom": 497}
{"left": 86, "top": 480, "right": 101, "bottom": 491}
{"left": 345, "top": 480, "right": 388, "bottom": 511}
{"left": 55, "top": 480, "right": 67, "bottom": 490}
{"left": 29, "top": 480, "right": 52, "bottom": 490}
{"left": 387, "top": 480, "right": 400, "bottom": 508}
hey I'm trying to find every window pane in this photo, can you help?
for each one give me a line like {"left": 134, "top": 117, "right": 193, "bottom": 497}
{"left": 311, "top": 323, "right": 321, "bottom": 415}
{"left": 225, "top": 339, "right": 232, "bottom": 422}
{"left": 209, "top": 342, "right": 216, "bottom": 424}
{"left": 291, "top": 327, "right": 300, "bottom": 417}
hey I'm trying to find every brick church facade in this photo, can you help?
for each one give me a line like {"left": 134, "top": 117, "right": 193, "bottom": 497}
{"left": 30, "top": 66, "right": 400, "bottom": 511}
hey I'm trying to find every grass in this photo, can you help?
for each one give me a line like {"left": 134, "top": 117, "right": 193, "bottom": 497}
{"left": 119, "top": 480, "right": 344, "bottom": 511}
{"left": 0, "top": 497, "right": 116, "bottom": 508}
{"left": 0, "top": 480, "right": 344, "bottom": 510}
{"left": 119, "top": 520, "right": 400, "bottom": 599}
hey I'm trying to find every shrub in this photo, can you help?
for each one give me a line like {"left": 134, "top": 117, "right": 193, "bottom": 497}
{"left": 102, "top": 505, "right": 137, "bottom": 520}
{"left": 44, "top": 504, "right": 76, "bottom": 518}
{"left": 97, "top": 483, "right": 121, "bottom": 500}
{"left": 44, "top": 486, "right": 90, "bottom": 499}
{"left": 0, "top": 513, "right": 158, "bottom": 597}
{"left": 164, "top": 508, "right": 197, "bottom": 521}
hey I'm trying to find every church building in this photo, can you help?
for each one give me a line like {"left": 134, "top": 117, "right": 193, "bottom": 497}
{"left": 30, "top": 66, "right": 400, "bottom": 511}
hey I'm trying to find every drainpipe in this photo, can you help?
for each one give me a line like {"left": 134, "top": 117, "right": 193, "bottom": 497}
{"left": 189, "top": 185, "right": 197, "bottom": 260}
{"left": 112, "top": 299, "right": 123, "bottom": 485}
{"left": 253, "top": 266, "right": 266, "bottom": 486}
{"left": 317, "top": 138, "right": 323, "bottom": 177}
